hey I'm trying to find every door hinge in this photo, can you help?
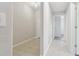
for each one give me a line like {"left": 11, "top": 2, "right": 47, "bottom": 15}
{"left": 75, "top": 6, "right": 77, "bottom": 10}
{"left": 75, "top": 44, "right": 77, "bottom": 47}
{"left": 75, "top": 26, "right": 77, "bottom": 29}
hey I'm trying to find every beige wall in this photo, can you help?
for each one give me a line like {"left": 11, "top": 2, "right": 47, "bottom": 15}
{"left": 35, "top": 9, "right": 41, "bottom": 38}
{"left": 13, "top": 2, "right": 36, "bottom": 45}
{"left": 0, "top": 2, "right": 12, "bottom": 56}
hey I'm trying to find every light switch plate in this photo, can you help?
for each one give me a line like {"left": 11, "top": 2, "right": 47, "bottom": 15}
{"left": 0, "top": 13, "right": 6, "bottom": 27}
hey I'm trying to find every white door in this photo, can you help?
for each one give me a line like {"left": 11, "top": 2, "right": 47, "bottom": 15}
{"left": 70, "top": 3, "right": 76, "bottom": 55}
{"left": 77, "top": 5, "right": 79, "bottom": 55}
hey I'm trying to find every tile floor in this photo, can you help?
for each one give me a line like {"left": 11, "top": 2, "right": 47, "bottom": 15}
{"left": 13, "top": 38, "right": 40, "bottom": 56}
{"left": 46, "top": 36, "right": 74, "bottom": 56}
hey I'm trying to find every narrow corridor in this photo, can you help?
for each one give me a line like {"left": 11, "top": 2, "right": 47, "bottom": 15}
{"left": 46, "top": 37, "right": 73, "bottom": 56}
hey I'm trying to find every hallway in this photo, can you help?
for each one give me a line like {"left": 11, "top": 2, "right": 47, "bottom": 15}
{"left": 42, "top": 2, "right": 78, "bottom": 56}
{"left": 0, "top": 2, "right": 79, "bottom": 56}
{"left": 46, "top": 37, "right": 73, "bottom": 56}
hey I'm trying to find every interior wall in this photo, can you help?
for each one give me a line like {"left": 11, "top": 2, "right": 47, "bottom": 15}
{"left": 0, "top": 2, "right": 12, "bottom": 56}
{"left": 65, "top": 3, "right": 76, "bottom": 55}
{"left": 65, "top": 3, "right": 71, "bottom": 53}
{"left": 43, "top": 2, "right": 53, "bottom": 55}
{"left": 35, "top": 8, "right": 41, "bottom": 38}
{"left": 52, "top": 15, "right": 55, "bottom": 40}
{"left": 13, "top": 2, "right": 36, "bottom": 45}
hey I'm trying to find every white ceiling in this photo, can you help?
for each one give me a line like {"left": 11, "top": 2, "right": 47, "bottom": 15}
{"left": 27, "top": 2, "right": 40, "bottom": 11}
{"left": 49, "top": 2, "right": 69, "bottom": 13}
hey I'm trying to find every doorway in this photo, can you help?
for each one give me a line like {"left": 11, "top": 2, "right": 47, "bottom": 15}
{"left": 13, "top": 2, "right": 41, "bottom": 56}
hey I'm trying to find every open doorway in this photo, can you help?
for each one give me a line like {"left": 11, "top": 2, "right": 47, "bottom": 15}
{"left": 13, "top": 2, "right": 41, "bottom": 56}
{"left": 54, "top": 15, "right": 64, "bottom": 40}
{"left": 45, "top": 2, "right": 75, "bottom": 56}
{"left": 47, "top": 15, "right": 70, "bottom": 56}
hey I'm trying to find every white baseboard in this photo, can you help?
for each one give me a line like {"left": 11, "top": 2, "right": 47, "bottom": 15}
{"left": 43, "top": 45, "right": 50, "bottom": 56}
{"left": 13, "top": 36, "right": 39, "bottom": 48}
{"left": 43, "top": 39, "right": 53, "bottom": 56}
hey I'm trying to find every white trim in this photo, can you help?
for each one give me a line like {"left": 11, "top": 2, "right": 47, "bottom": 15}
{"left": 39, "top": 2, "right": 43, "bottom": 56}
{"left": 13, "top": 36, "right": 39, "bottom": 48}
{"left": 43, "top": 39, "right": 52, "bottom": 56}
{"left": 11, "top": 3, "right": 14, "bottom": 56}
